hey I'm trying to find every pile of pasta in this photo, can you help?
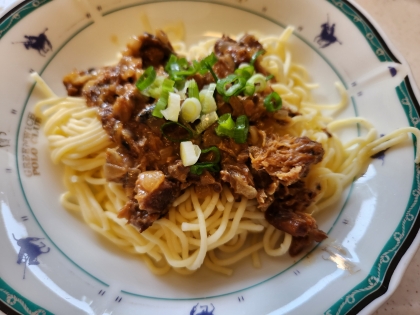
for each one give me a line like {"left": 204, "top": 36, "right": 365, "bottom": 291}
{"left": 33, "top": 27, "right": 420, "bottom": 275}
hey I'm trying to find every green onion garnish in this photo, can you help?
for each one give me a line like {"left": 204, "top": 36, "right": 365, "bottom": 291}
{"left": 235, "top": 65, "right": 254, "bottom": 80}
{"left": 250, "top": 49, "right": 266, "bottom": 66}
{"left": 152, "top": 78, "right": 175, "bottom": 118}
{"left": 199, "top": 83, "right": 217, "bottom": 114}
{"left": 160, "top": 121, "right": 193, "bottom": 142}
{"left": 199, "top": 53, "right": 219, "bottom": 82}
{"left": 136, "top": 66, "right": 156, "bottom": 91}
{"left": 165, "top": 55, "right": 199, "bottom": 83}
{"left": 266, "top": 74, "right": 274, "bottom": 81}
{"left": 188, "top": 79, "right": 199, "bottom": 100}
{"left": 190, "top": 145, "right": 221, "bottom": 175}
{"left": 215, "top": 113, "right": 249, "bottom": 143}
{"left": 215, "top": 113, "right": 235, "bottom": 137}
{"left": 263, "top": 92, "right": 282, "bottom": 112}
{"left": 244, "top": 82, "right": 256, "bottom": 96}
{"left": 233, "top": 115, "right": 249, "bottom": 144}
{"left": 190, "top": 162, "right": 220, "bottom": 176}
{"left": 216, "top": 74, "right": 247, "bottom": 98}
{"left": 200, "top": 146, "right": 221, "bottom": 164}
{"left": 247, "top": 74, "right": 267, "bottom": 94}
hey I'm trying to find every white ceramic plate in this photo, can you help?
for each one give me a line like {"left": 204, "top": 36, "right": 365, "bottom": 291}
{"left": 1, "top": 0, "right": 420, "bottom": 314}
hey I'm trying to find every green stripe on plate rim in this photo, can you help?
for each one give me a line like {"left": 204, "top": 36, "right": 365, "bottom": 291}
{"left": 326, "top": 0, "right": 394, "bottom": 62}
{"left": 0, "top": 0, "right": 51, "bottom": 39}
{"left": 0, "top": 0, "right": 414, "bottom": 314}
{"left": 325, "top": 80, "right": 420, "bottom": 314}
{"left": 0, "top": 277, "right": 52, "bottom": 315}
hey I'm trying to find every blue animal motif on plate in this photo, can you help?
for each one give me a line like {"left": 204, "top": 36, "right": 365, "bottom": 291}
{"left": 13, "top": 234, "right": 50, "bottom": 279}
{"left": 190, "top": 303, "right": 215, "bottom": 315}
{"left": 13, "top": 28, "right": 52, "bottom": 56}
{"left": 315, "top": 15, "right": 342, "bottom": 48}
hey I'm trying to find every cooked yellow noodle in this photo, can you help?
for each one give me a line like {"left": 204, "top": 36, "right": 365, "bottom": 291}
{"left": 32, "top": 27, "right": 420, "bottom": 275}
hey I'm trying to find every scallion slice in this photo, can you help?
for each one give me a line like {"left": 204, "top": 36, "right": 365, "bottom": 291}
{"left": 160, "top": 92, "right": 181, "bottom": 122}
{"left": 233, "top": 115, "right": 249, "bottom": 144}
{"left": 187, "top": 79, "right": 200, "bottom": 99}
{"left": 235, "top": 65, "right": 254, "bottom": 80}
{"left": 199, "top": 83, "right": 217, "bottom": 114}
{"left": 195, "top": 111, "right": 218, "bottom": 134}
{"left": 136, "top": 66, "right": 156, "bottom": 91}
{"left": 152, "top": 78, "right": 175, "bottom": 118}
{"left": 263, "top": 92, "right": 282, "bottom": 112}
{"left": 161, "top": 121, "right": 193, "bottom": 142}
{"left": 215, "top": 113, "right": 235, "bottom": 137}
{"left": 180, "top": 141, "right": 201, "bottom": 166}
{"left": 247, "top": 74, "right": 267, "bottom": 93}
{"left": 216, "top": 74, "right": 247, "bottom": 98}
{"left": 190, "top": 162, "right": 220, "bottom": 176}
{"left": 190, "top": 146, "right": 221, "bottom": 175}
{"left": 201, "top": 146, "right": 221, "bottom": 164}
{"left": 250, "top": 49, "right": 266, "bottom": 66}
{"left": 180, "top": 97, "right": 201, "bottom": 123}
{"left": 199, "top": 52, "right": 219, "bottom": 82}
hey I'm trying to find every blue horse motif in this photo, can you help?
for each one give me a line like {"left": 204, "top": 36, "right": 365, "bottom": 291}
{"left": 13, "top": 28, "right": 52, "bottom": 56}
{"left": 315, "top": 15, "right": 342, "bottom": 48}
{"left": 13, "top": 234, "right": 50, "bottom": 279}
{"left": 190, "top": 303, "right": 215, "bottom": 315}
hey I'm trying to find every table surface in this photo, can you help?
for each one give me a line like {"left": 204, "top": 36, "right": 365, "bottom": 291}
{"left": 0, "top": 0, "right": 420, "bottom": 314}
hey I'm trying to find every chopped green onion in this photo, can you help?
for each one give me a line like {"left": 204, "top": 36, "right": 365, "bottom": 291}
{"left": 200, "top": 146, "right": 221, "bottom": 163}
{"left": 215, "top": 113, "right": 235, "bottom": 137}
{"left": 199, "top": 83, "right": 217, "bottom": 114}
{"left": 247, "top": 74, "right": 267, "bottom": 93}
{"left": 266, "top": 74, "right": 274, "bottom": 81}
{"left": 165, "top": 55, "right": 199, "bottom": 82}
{"left": 233, "top": 115, "right": 249, "bottom": 144}
{"left": 199, "top": 52, "right": 219, "bottom": 82}
{"left": 190, "top": 146, "right": 221, "bottom": 175}
{"left": 190, "top": 162, "right": 220, "bottom": 176}
{"left": 235, "top": 65, "right": 254, "bottom": 80}
{"left": 187, "top": 79, "right": 199, "bottom": 99}
{"left": 180, "top": 97, "right": 201, "bottom": 123}
{"left": 218, "top": 113, "right": 235, "bottom": 130}
{"left": 152, "top": 78, "right": 175, "bottom": 118}
{"left": 216, "top": 114, "right": 249, "bottom": 143}
{"left": 161, "top": 121, "right": 193, "bottom": 142}
{"left": 143, "top": 76, "right": 165, "bottom": 99}
{"left": 250, "top": 49, "right": 266, "bottom": 66}
{"left": 263, "top": 92, "right": 282, "bottom": 112}
{"left": 180, "top": 141, "right": 201, "bottom": 166}
{"left": 195, "top": 111, "right": 218, "bottom": 134}
{"left": 160, "top": 92, "right": 181, "bottom": 122}
{"left": 216, "top": 74, "right": 247, "bottom": 98}
{"left": 244, "top": 82, "right": 256, "bottom": 96}
{"left": 136, "top": 66, "right": 156, "bottom": 91}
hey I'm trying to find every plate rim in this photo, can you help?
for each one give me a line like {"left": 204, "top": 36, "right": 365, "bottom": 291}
{"left": 1, "top": 0, "right": 420, "bottom": 314}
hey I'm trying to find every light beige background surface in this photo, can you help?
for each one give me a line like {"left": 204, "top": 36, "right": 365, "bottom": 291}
{"left": 0, "top": 0, "right": 420, "bottom": 314}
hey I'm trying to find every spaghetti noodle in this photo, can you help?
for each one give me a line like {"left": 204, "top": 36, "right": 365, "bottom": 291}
{"left": 33, "top": 27, "right": 420, "bottom": 275}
